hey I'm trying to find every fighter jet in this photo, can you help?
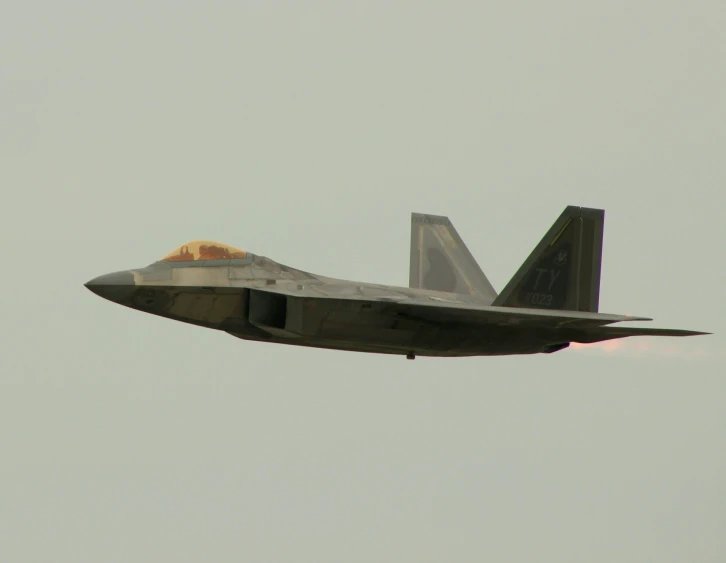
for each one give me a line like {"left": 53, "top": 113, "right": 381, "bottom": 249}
{"left": 85, "top": 206, "right": 708, "bottom": 359}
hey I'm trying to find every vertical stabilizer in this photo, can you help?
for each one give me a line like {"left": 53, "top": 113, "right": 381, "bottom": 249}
{"left": 492, "top": 206, "right": 604, "bottom": 312}
{"left": 409, "top": 213, "right": 498, "bottom": 301}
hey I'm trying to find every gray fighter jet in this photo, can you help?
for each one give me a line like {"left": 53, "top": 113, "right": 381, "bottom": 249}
{"left": 85, "top": 206, "right": 708, "bottom": 358}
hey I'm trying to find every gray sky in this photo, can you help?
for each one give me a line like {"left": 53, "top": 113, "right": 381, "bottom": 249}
{"left": 2, "top": 2, "right": 725, "bottom": 561}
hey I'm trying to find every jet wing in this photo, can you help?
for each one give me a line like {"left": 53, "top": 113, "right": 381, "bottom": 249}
{"left": 253, "top": 285, "right": 651, "bottom": 329}
{"left": 378, "top": 301, "right": 649, "bottom": 328}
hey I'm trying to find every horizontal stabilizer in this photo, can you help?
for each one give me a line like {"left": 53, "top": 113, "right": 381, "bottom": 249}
{"left": 572, "top": 326, "right": 711, "bottom": 343}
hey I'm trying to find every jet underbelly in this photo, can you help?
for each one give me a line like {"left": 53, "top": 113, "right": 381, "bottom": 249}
{"left": 317, "top": 310, "right": 420, "bottom": 347}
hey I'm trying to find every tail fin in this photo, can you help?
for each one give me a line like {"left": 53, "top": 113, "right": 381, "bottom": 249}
{"left": 409, "top": 213, "right": 498, "bottom": 301}
{"left": 492, "top": 206, "right": 604, "bottom": 312}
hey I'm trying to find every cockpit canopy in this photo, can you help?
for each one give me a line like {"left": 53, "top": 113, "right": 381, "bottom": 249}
{"left": 160, "top": 240, "right": 247, "bottom": 262}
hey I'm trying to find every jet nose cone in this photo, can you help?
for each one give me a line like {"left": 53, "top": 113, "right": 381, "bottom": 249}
{"left": 85, "top": 270, "right": 136, "bottom": 302}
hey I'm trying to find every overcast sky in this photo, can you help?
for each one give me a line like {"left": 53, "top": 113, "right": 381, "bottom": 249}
{"left": 2, "top": 2, "right": 725, "bottom": 561}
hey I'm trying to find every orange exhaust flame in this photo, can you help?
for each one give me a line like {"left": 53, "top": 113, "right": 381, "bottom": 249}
{"left": 570, "top": 339, "right": 710, "bottom": 359}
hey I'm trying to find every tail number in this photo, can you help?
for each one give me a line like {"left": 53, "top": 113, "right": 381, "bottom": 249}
{"left": 524, "top": 292, "right": 553, "bottom": 306}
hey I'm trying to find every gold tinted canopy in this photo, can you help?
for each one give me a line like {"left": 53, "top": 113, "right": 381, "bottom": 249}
{"left": 160, "top": 240, "right": 247, "bottom": 262}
